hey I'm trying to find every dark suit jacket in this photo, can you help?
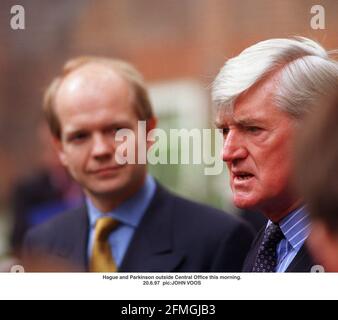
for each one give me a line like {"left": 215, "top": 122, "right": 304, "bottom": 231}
{"left": 242, "top": 227, "right": 316, "bottom": 272}
{"left": 23, "top": 184, "right": 254, "bottom": 272}
{"left": 10, "top": 170, "right": 82, "bottom": 254}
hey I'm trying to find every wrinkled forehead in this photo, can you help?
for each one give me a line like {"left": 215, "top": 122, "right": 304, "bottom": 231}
{"left": 215, "top": 105, "right": 234, "bottom": 127}
{"left": 214, "top": 73, "right": 282, "bottom": 127}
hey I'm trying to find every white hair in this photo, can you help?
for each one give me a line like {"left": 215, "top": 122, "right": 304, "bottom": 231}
{"left": 212, "top": 37, "right": 338, "bottom": 119}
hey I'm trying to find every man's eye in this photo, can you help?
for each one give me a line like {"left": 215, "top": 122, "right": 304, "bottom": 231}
{"left": 105, "top": 127, "right": 123, "bottom": 135}
{"left": 69, "top": 133, "right": 88, "bottom": 142}
{"left": 221, "top": 128, "right": 229, "bottom": 136}
{"left": 106, "top": 127, "right": 123, "bottom": 135}
{"left": 246, "top": 126, "right": 261, "bottom": 133}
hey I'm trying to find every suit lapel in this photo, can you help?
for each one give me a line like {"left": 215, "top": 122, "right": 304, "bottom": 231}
{"left": 286, "top": 244, "right": 316, "bottom": 272}
{"left": 53, "top": 207, "right": 89, "bottom": 271}
{"left": 242, "top": 228, "right": 264, "bottom": 272}
{"left": 119, "top": 185, "right": 185, "bottom": 272}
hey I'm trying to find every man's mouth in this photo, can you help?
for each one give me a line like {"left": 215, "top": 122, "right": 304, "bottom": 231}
{"left": 90, "top": 165, "right": 124, "bottom": 174}
{"left": 232, "top": 172, "right": 254, "bottom": 181}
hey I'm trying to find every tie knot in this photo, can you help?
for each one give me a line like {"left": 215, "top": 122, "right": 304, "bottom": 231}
{"left": 263, "top": 223, "right": 284, "bottom": 245}
{"left": 94, "top": 217, "right": 119, "bottom": 242}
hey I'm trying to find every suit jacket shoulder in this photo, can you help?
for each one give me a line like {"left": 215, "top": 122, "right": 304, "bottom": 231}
{"left": 22, "top": 206, "right": 89, "bottom": 271}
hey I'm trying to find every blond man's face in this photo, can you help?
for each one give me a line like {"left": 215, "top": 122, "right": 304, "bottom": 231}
{"left": 54, "top": 64, "right": 151, "bottom": 204}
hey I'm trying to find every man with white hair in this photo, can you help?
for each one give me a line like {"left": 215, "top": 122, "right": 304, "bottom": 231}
{"left": 212, "top": 37, "right": 338, "bottom": 272}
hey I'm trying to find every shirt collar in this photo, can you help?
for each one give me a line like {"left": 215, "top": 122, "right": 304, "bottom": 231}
{"left": 87, "top": 175, "right": 156, "bottom": 228}
{"left": 267, "top": 206, "right": 311, "bottom": 250}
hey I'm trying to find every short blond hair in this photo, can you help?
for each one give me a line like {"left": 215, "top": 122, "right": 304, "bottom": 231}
{"left": 43, "top": 56, "right": 154, "bottom": 139}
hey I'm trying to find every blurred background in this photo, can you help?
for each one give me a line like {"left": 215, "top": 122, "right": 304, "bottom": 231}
{"left": 0, "top": 0, "right": 337, "bottom": 260}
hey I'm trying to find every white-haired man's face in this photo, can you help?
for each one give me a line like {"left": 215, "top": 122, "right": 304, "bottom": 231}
{"left": 216, "top": 76, "right": 301, "bottom": 221}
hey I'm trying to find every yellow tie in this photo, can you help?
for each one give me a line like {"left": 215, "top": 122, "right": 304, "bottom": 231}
{"left": 90, "top": 217, "right": 119, "bottom": 272}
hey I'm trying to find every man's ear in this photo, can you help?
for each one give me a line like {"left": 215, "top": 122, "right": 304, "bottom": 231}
{"left": 146, "top": 117, "right": 157, "bottom": 150}
{"left": 146, "top": 117, "right": 157, "bottom": 132}
{"left": 52, "top": 136, "right": 68, "bottom": 167}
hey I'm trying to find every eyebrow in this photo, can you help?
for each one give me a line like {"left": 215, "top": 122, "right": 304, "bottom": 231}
{"left": 214, "top": 117, "right": 266, "bottom": 128}
{"left": 64, "top": 128, "right": 89, "bottom": 138}
{"left": 234, "top": 118, "right": 266, "bottom": 127}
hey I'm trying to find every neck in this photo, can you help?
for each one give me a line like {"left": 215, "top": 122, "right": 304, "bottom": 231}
{"left": 86, "top": 177, "right": 147, "bottom": 213}
{"left": 261, "top": 198, "right": 304, "bottom": 223}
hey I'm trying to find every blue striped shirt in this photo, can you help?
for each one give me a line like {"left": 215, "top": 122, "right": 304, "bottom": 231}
{"left": 267, "top": 206, "right": 311, "bottom": 272}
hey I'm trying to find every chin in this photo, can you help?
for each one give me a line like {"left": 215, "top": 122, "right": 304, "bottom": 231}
{"left": 233, "top": 194, "right": 260, "bottom": 210}
{"left": 88, "top": 178, "right": 128, "bottom": 196}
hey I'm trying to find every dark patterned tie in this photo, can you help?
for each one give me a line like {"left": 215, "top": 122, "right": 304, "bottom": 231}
{"left": 252, "top": 223, "right": 285, "bottom": 272}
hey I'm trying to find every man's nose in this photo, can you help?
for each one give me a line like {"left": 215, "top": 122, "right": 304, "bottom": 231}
{"left": 91, "top": 134, "right": 112, "bottom": 159}
{"left": 222, "top": 131, "right": 248, "bottom": 163}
